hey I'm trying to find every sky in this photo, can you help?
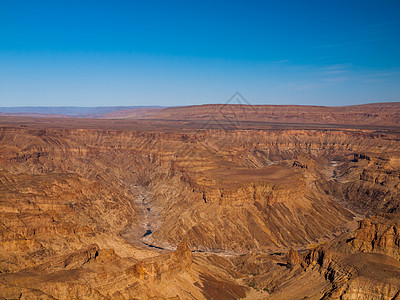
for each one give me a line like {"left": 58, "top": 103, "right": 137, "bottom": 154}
{"left": 0, "top": 0, "right": 400, "bottom": 107}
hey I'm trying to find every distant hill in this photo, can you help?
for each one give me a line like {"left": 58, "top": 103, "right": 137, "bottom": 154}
{"left": 102, "top": 102, "right": 400, "bottom": 127}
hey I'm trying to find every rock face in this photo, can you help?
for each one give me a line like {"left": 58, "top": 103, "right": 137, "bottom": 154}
{"left": 320, "top": 151, "right": 400, "bottom": 216}
{"left": 299, "top": 247, "right": 400, "bottom": 299}
{"left": 0, "top": 109, "right": 400, "bottom": 299}
{"left": 350, "top": 214, "right": 400, "bottom": 260}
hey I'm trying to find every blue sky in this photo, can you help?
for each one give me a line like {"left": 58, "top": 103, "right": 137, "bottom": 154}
{"left": 1, "top": 0, "right": 399, "bottom": 107}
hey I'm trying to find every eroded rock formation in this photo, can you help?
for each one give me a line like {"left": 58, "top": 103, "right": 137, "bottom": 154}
{"left": 0, "top": 110, "right": 400, "bottom": 299}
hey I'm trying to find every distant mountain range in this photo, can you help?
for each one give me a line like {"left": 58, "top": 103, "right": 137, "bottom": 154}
{"left": 1, "top": 102, "right": 399, "bottom": 127}
{"left": 0, "top": 106, "right": 163, "bottom": 118}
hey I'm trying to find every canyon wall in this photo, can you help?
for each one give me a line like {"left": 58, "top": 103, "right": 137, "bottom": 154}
{"left": 1, "top": 124, "right": 400, "bottom": 299}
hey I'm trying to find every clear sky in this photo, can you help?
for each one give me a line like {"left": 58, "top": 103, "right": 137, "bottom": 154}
{"left": 1, "top": 0, "right": 399, "bottom": 107}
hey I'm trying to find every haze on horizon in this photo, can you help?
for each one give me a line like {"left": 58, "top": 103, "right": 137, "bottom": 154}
{"left": 1, "top": 0, "right": 399, "bottom": 107}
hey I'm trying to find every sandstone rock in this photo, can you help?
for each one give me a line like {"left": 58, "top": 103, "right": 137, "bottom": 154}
{"left": 350, "top": 214, "right": 400, "bottom": 260}
{"left": 126, "top": 241, "right": 192, "bottom": 280}
{"left": 286, "top": 247, "right": 301, "bottom": 267}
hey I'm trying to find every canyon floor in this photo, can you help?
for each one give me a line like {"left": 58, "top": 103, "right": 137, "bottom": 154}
{"left": 1, "top": 103, "right": 400, "bottom": 299}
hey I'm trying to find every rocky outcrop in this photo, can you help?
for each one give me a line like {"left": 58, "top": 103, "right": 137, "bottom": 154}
{"left": 261, "top": 213, "right": 400, "bottom": 299}
{"left": 126, "top": 241, "right": 192, "bottom": 279}
{"left": 349, "top": 215, "right": 400, "bottom": 260}
{"left": 292, "top": 160, "right": 308, "bottom": 169}
{"left": 286, "top": 247, "right": 301, "bottom": 267}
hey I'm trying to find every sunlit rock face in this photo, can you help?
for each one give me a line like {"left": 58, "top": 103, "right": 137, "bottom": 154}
{"left": 0, "top": 110, "right": 400, "bottom": 299}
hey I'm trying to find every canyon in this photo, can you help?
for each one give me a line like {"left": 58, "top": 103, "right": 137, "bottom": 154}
{"left": 1, "top": 103, "right": 400, "bottom": 299}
